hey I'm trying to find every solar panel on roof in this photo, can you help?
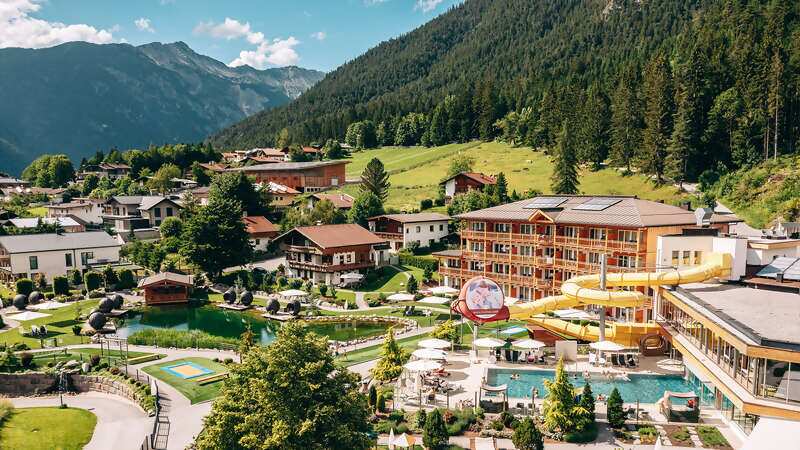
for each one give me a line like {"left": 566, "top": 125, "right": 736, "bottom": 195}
{"left": 782, "top": 258, "right": 800, "bottom": 281}
{"left": 573, "top": 197, "right": 623, "bottom": 211}
{"left": 755, "top": 256, "right": 800, "bottom": 278}
{"left": 523, "top": 197, "right": 569, "bottom": 209}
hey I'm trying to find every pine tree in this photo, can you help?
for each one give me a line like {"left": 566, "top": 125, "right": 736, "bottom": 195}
{"left": 610, "top": 67, "right": 642, "bottom": 172}
{"left": 360, "top": 158, "right": 390, "bottom": 202}
{"left": 370, "top": 330, "right": 408, "bottom": 381}
{"left": 476, "top": 78, "right": 498, "bottom": 141}
{"left": 551, "top": 120, "right": 580, "bottom": 195}
{"left": 577, "top": 85, "right": 610, "bottom": 170}
{"left": 423, "top": 409, "right": 449, "bottom": 450}
{"left": 512, "top": 417, "right": 545, "bottom": 450}
{"left": 606, "top": 387, "right": 625, "bottom": 429}
{"left": 576, "top": 383, "right": 596, "bottom": 431}
{"left": 429, "top": 102, "right": 449, "bottom": 146}
{"left": 543, "top": 358, "right": 577, "bottom": 432}
{"left": 494, "top": 172, "right": 509, "bottom": 204}
{"left": 406, "top": 275, "right": 418, "bottom": 294}
{"left": 640, "top": 54, "right": 674, "bottom": 182}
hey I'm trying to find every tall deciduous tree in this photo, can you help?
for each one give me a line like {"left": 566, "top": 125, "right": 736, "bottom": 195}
{"left": 359, "top": 158, "right": 390, "bottom": 202}
{"left": 551, "top": 120, "right": 580, "bottom": 195}
{"left": 209, "top": 171, "right": 270, "bottom": 216}
{"left": 640, "top": 54, "right": 674, "bottom": 182}
{"left": 22, "top": 154, "right": 75, "bottom": 188}
{"left": 147, "top": 163, "right": 181, "bottom": 193}
{"left": 197, "top": 322, "right": 372, "bottom": 450}
{"left": 348, "top": 192, "right": 384, "bottom": 228}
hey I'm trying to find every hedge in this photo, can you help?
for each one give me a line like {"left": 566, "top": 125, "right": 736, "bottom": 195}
{"left": 398, "top": 253, "right": 438, "bottom": 273}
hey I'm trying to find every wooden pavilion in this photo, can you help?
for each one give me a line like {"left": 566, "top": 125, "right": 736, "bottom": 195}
{"left": 138, "top": 272, "right": 193, "bottom": 306}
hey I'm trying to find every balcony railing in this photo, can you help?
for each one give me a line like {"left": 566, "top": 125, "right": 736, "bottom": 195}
{"left": 287, "top": 260, "right": 374, "bottom": 272}
{"left": 460, "top": 230, "right": 642, "bottom": 253}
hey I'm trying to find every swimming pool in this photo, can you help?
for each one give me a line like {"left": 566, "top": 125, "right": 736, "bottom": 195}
{"left": 487, "top": 368, "right": 696, "bottom": 404}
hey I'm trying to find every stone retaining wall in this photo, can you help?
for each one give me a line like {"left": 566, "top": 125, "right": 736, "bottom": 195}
{"left": 0, "top": 372, "right": 145, "bottom": 409}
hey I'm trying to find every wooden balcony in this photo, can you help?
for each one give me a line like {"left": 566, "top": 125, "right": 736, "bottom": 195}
{"left": 373, "top": 231, "right": 402, "bottom": 240}
{"left": 287, "top": 260, "right": 374, "bottom": 273}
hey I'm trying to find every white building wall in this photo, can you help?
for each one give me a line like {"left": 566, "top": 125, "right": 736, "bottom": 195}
{"left": 746, "top": 246, "right": 800, "bottom": 266}
{"left": 403, "top": 221, "right": 449, "bottom": 247}
{"left": 9, "top": 246, "right": 121, "bottom": 282}
{"left": 47, "top": 204, "right": 103, "bottom": 224}
{"left": 656, "top": 235, "right": 747, "bottom": 281}
{"left": 444, "top": 180, "right": 456, "bottom": 198}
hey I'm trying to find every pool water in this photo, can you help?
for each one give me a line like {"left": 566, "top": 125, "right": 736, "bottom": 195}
{"left": 487, "top": 368, "right": 696, "bottom": 404}
{"left": 114, "top": 304, "right": 392, "bottom": 344}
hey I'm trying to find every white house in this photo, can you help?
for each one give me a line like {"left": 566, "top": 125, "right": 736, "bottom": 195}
{"left": 46, "top": 198, "right": 105, "bottom": 224}
{"left": 0, "top": 231, "right": 122, "bottom": 283}
{"left": 367, "top": 213, "right": 450, "bottom": 251}
{"left": 102, "top": 195, "right": 182, "bottom": 232}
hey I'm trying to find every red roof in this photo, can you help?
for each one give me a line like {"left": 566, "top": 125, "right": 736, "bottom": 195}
{"left": 243, "top": 216, "right": 279, "bottom": 235}
{"left": 311, "top": 193, "right": 354, "bottom": 209}
{"left": 281, "top": 223, "right": 387, "bottom": 249}
{"left": 440, "top": 171, "right": 496, "bottom": 185}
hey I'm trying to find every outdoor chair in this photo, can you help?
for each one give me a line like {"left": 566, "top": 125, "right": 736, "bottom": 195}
{"left": 598, "top": 356, "right": 607, "bottom": 366}
{"left": 611, "top": 354, "right": 620, "bottom": 366}
{"left": 626, "top": 354, "right": 637, "bottom": 368}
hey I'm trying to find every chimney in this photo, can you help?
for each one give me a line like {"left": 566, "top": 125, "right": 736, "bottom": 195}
{"left": 680, "top": 200, "right": 692, "bottom": 211}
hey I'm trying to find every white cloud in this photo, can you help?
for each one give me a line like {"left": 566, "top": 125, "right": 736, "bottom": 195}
{"left": 230, "top": 37, "right": 300, "bottom": 69}
{"left": 0, "top": 0, "right": 114, "bottom": 49}
{"left": 195, "top": 17, "right": 300, "bottom": 69}
{"left": 134, "top": 17, "right": 155, "bottom": 33}
{"left": 415, "top": 0, "right": 444, "bottom": 13}
{"left": 310, "top": 31, "right": 326, "bottom": 41}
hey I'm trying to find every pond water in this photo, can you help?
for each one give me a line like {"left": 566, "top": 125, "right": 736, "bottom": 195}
{"left": 114, "top": 304, "right": 392, "bottom": 345}
{"left": 487, "top": 368, "right": 695, "bottom": 404}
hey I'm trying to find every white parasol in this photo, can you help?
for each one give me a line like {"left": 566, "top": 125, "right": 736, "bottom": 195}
{"left": 589, "top": 340, "right": 626, "bottom": 352}
{"left": 473, "top": 337, "right": 506, "bottom": 348}
{"left": 386, "top": 293, "right": 415, "bottom": 302}
{"left": 512, "top": 338, "right": 547, "bottom": 349}
{"left": 412, "top": 348, "right": 447, "bottom": 360}
{"left": 418, "top": 338, "right": 451, "bottom": 349}
{"left": 430, "top": 286, "right": 459, "bottom": 296}
{"left": 417, "top": 296, "right": 450, "bottom": 305}
{"left": 404, "top": 359, "right": 442, "bottom": 372}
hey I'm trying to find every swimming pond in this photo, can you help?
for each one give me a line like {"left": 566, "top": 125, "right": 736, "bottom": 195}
{"left": 114, "top": 304, "right": 392, "bottom": 344}
{"left": 487, "top": 367, "right": 696, "bottom": 404}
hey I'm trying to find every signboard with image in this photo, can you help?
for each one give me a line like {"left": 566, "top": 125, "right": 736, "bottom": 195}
{"left": 451, "top": 276, "right": 509, "bottom": 324}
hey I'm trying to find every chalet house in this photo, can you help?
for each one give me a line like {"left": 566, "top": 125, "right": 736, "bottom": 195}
{"left": 197, "top": 162, "right": 228, "bottom": 174}
{"left": 439, "top": 172, "right": 496, "bottom": 203}
{"left": 1, "top": 187, "right": 66, "bottom": 203}
{"left": 138, "top": 272, "right": 193, "bottom": 306}
{"left": 368, "top": 213, "right": 451, "bottom": 251}
{"left": 0, "top": 231, "right": 121, "bottom": 283}
{"left": 261, "top": 182, "right": 300, "bottom": 209}
{"left": 307, "top": 193, "right": 354, "bottom": 211}
{"left": 183, "top": 186, "right": 210, "bottom": 206}
{"left": 7, "top": 217, "right": 85, "bottom": 233}
{"left": 228, "top": 160, "right": 348, "bottom": 193}
{"left": 276, "top": 223, "right": 390, "bottom": 285}
{"left": 0, "top": 177, "right": 30, "bottom": 189}
{"left": 102, "top": 195, "right": 182, "bottom": 232}
{"left": 280, "top": 146, "right": 323, "bottom": 161}
{"left": 46, "top": 198, "right": 104, "bottom": 224}
{"left": 79, "top": 163, "right": 132, "bottom": 180}
{"left": 243, "top": 216, "right": 280, "bottom": 251}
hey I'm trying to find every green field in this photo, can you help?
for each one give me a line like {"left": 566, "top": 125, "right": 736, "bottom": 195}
{"left": 0, "top": 299, "right": 98, "bottom": 348}
{"left": 340, "top": 141, "right": 692, "bottom": 211}
{"left": 142, "top": 357, "right": 229, "bottom": 404}
{"left": 0, "top": 407, "right": 97, "bottom": 450}
{"left": 360, "top": 265, "right": 425, "bottom": 293}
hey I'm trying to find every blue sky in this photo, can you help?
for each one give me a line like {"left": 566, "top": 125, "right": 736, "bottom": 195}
{"left": 1, "top": 0, "right": 462, "bottom": 72}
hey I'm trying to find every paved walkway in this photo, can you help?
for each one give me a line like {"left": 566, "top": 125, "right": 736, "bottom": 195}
{"left": 7, "top": 391, "right": 152, "bottom": 450}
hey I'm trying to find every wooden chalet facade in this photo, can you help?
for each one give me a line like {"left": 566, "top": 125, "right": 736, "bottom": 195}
{"left": 138, "top": 272, "right": 193, "bottom": 305}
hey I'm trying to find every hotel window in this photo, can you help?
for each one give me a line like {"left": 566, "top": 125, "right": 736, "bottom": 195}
{"left": 80, "top": 252, "right": 94, "bottom": 266}
{"left": 564, "top": 249, "right": 578, "bottom": 261}
{"left": 429, "top": 225, "right": 434, "bottom": 232}
{"left": 693, "top": 251, "right": 703, "bottom": 265}
{"left": 469, "top": 261, "right": 484, "bottom": 271}
{"left": 494, "top": 223, "right": 511, "bottom": 233}
{"left": 520, "top": 266, "right": 533, "bottom": 276}
{"left": 493, "top": 243, "right": 510, "bottom": 254}
{"left": 416, "top": 226, "right": 421, "bottom": 233}
{"left": 543, "top": 247, "right": 555, "bottom": 257}
{"left": 672, "top": 251, "right": 680, "bottom": 266}
{"left": 544, "top": 269, "right": 554, "bottom": 280}
{"left": 620, "top": 230, "right": 639, "bottom": 243}
{"left": 65, "top": 253, "right": 73, "bottom": 267}
{"left": 520, "top": 224, "right": 534, "bottom": 235}
{"left": 589, "top": 228, "right": 606, "bottom": 240}
{"left": 542, "top": 225, "right": 553, "bottom": 236}
{"left": 493, "top": 263, "right": 509, "bottom": 274}
{"left": 519, "top": 287, "right": 532, "bottom": 300}
{"left": 682, "top": 251, "right": 691, "bottom": 265}
{"left": 564, "top": 271, "right": 578, "bottom": 280}
{"left": 29, "top": 256, "right": 38, "bottom": 270}
{"left": 439, "top": 224, "right": 444, "bottom": 231}
{"left": 618, "top": 255, "right": 637, "bottom": 268}
{"left": 519, "top": 245, "right": 533, "bottom": 257}
{"left": 588, "top": 252, "right": 601, "bottom": 264}
{"left": 470, "top": 242, "right": 484, "bottom": 252}
{"left": 346, "top": 254, "right": 352, "bottom": 263}
{"left": 470, "top": 222, "right": 486, "bottom": 232}
{"left": 562, "top": 226, "right": 578, "bottom": 238}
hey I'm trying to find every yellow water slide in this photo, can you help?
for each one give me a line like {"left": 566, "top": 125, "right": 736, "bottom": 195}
{"left": 507, "top": 253, "right": 732, "bottom": 347}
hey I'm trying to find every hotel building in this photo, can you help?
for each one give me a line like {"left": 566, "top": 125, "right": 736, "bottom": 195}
{"left": 434, "top": 196, "right": 740, "bottom": 304}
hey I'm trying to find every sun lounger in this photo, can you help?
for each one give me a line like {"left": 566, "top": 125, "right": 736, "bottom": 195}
{"left": 611, "top": 354, "right": 620, "bottom": 366}
{"left": 626, "top": 354, "right": 637, "bottom": 368}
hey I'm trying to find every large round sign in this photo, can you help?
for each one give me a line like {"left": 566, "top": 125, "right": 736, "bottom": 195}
{"left": 451, "top": 276, "right": 509, "bottom": 324}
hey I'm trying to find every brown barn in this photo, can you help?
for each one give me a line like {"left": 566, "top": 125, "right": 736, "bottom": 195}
{"left": 138, "top": 272, "right": 193, "bottom": 305}
{"left": 439, "top": 172, "right": 496, "bottom": 203}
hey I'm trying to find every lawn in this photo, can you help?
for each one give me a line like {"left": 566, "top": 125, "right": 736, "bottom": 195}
{"left": 29, "top": 348, "right": 162, "bottom": 369}
{"left": 360, "top": 265, "right": 425, "bottom": 293}
{"left": 337, "top": 141, "right": 693, "bottom": 211}
{"left": 0, "top": 299, "right": 98, "bottom": 349}
{"left": 142, "top": 357, "right": 229, "bottom": 404}
{"left": 26, "top": 206, "right": 48, "bottom": 218}
{"left": 0, "top": 407, "right": 97, "bottom": 450}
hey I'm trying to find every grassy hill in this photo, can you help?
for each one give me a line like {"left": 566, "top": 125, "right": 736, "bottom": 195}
{"left": 338, "top": 141, "right": 691, "bottom": 211}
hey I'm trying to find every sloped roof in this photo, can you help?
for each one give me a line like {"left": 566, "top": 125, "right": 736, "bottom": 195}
{"left": 279, "top": 224, "right": 387, "bottom": 249}
{"left": 139, "top": 196, "right": 180, "bottom": 211}
{"left": 440, "top": 172, "right": 496, "bottom": 185}
{"left": 455, "top": 196, "right": 742, "bottom": 228}
{"left": 243, "top": 216, "right": 279, "bottom": 235}
{"left": 8, "top": 217, "right": 81, "bottom": 229}
{"left": 0, "top": 231, "right": 120, "bottom": 253}
{"left": 263, "top": 181, "right": 300, "bottom": 195}
{"left": 228, "top": 160, "right": 347, "bottom": 172}
{"left": 138, "top": 272, "right": 193, "bottom": 288}
{"left": 311, "top": 193, "right": 354, "bottom": 209}
{"left": 369, "top": 212, "right": 450, "bottom": 223}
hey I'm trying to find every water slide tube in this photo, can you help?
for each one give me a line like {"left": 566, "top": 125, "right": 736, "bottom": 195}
{"left": 507, "top": 253, "right": 732, "bottom": 347}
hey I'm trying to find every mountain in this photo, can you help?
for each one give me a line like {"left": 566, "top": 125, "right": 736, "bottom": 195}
{"left": 0, "top": 41, "right": 324, "bottom": 174}
{"left": 209, "top": 0, "right": 706, "bottom": 149}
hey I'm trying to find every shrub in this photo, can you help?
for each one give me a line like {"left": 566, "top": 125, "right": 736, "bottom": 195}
{"left": 423, "top": 409, "right": 449, "bottom": 450}
{"left": 606, "top": 387, "right": 625, "bottom": 429}
{"left": 117, "top": 269, "right": 135, "bottom": 290}
{"left": 398, "top": 253, "right": 438, "bottom": 273}
{"left": 84, "top": 271, "right": 103, "bottom": 291}
{"left": 53, "top": 276, "right": 70, "bottom": 296}
{"left": 15, "top": 278, "right": 34, "bottom": 296}
{"left": 20, "top": 352, "right": 33, "bottom": 368}
{"left": 127, "top": 328, "right": 238, "bottom": 350}
{"left": 415, "top": 408, "right": 427, "bottom": 429}
{"left": 512, "top": 417, "right": 545, "bottom": 450}
{"left": 368, "top": 385, "right": 377, "bottom": 409}
{"left": 90, "top": 355, "right": 101, "bottom": 367}
{"left": 491, "top": 419, "right": 505, "bottom": 431}
{"left": 0, "top": 399, "right": 14, "bottom": 426}
{"left": 87, "top": 290, "right": 104, "bottom": 299}
{"left": 420, "top": 198, "right": 434, "bottom": 210}
{"left": 69, "top": 269, "right": 83, "bottom": 286}
{"left": 376, "top": 393, "right": 386, "bottom": 413}
{"left": 500, "top": 410, "right": 515, "bottom": 428}
{"left": 318, "top": 284, "right": 328, "bottom": 297}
